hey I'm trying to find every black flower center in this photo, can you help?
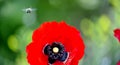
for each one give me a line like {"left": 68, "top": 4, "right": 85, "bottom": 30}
{"left": 43, "top": 42, "right": 68, "bottom": 64}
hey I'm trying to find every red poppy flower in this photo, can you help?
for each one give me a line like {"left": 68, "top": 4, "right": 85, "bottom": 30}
{"left": 114, "top": 29, "right": 120, "bottom": 42}
{"left": 117, "top": 60, "right": 120, "bottom": 65}
{"left": 26, "top": 21, "right": 85, "bottom": 65}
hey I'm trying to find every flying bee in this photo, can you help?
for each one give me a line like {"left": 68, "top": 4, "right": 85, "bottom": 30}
{"left": 23, "top": 8, "right": 36, "bottom": 14}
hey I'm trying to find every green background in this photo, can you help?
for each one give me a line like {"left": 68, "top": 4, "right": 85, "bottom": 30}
{"left": 0, "top": 0, "right": 120, "bottom": 65}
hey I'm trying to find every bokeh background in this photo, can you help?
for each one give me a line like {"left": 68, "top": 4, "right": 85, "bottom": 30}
{"left": 0, "top": 0, "right": 120, "bottom": 65}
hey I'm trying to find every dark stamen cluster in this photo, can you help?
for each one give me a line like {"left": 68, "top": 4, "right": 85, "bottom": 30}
{"left": 43, "top": 42, "right": 68, "bottom": 64}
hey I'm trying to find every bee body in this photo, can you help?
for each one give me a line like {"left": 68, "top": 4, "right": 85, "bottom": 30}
{"left": 23, "top": 8, "right": 36, "bottom": 14}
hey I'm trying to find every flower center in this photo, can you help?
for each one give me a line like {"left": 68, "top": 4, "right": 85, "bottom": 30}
{"left": 53, "top": 47, "right": 59, "bottom": 53}
{"left": 43, "top": 42, "right": 68, "bottom": 64}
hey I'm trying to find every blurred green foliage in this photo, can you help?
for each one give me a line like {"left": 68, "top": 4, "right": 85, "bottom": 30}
{"left": 0, "top": 0, "right": 120, "bottom": 65}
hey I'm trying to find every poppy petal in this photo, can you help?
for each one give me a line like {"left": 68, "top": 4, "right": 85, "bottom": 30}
{"left": 117, "top": 60, "right": 120, "bottom": 65}
{"left": 114, "top": 29, "right": 120, "bottom": 42}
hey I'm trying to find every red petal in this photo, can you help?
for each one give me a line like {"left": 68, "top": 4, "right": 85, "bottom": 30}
{"left": 26, "top": 42, "right": 48, "bottom": 65}
{"left": 114, "top": 29, "right": 120, "bottom": 42}
{"left": 117, "top": 60, "right": 120, "bottom": 65}
{"left": 64, "top": 49, "right": 78, "bottom": 65}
